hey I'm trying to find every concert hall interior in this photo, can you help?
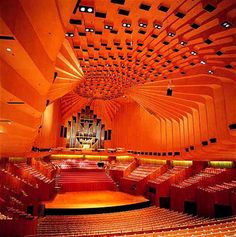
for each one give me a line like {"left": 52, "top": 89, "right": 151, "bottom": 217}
{"left": 0, "top": 0, "right": 236, "bottom": 236}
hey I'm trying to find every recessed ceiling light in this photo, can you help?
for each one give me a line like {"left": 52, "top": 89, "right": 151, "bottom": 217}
{"left": 221, "top": 21, "right": 232, "bottom": 28}
{"left": 65, "top": 32, "right": 74, "bottom": 37}
{"left": 87, "top": 7, "right": 93, "bottom": 13}
{"left": 6, "top": 48, "right": 12, "bottom": 52}
{"left": 168, "top": 32, "right": 175, "bottom": 37}
{"left": 208, "top": 70, "right": 214, "bottom": 74}
{"left": 80, "top": 6, "right": 86, "bottom": 12}
{"left": 180, "top": 41, "right": 187, "bottom": 46}
{"left": 191, "top": 51, "right": 197, "bottom": 55}
{"left": 139, "top": 22, "right": 147, "bottom": 28}
{"left": 154, "top": 24, "right": 162, "bottom": 29}
{"left": 200, "top": 60, "right": 206, "bottom": 64}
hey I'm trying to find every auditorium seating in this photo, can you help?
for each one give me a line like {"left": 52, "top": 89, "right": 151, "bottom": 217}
{"left": 9, "top": 163, "right": 55, "bottom": 200}
{"left": 110, "top": 162, "right": 131, "bottom": 171}
{"left": 31, "top": 160, "right": 56, "bottom": 179}
{"left": 120, "top": 164, "right": 166, "bottom": 195}
{"left": 147, "top": 166, "right": 192, "bottom": 206}
{"left": 36, "top": 206, "right": 216, "bottom": 236}
{"left": 197, "top": 180, "right": 236, "bottom": 217}
{"left": 170, "top": 167, "right": 235, "bottom": 213}
{"left": 126, "top": 164, "right": 162, "bottom": 181}
{"left": 124, "top": 216, "right": 236, "bottom": 237}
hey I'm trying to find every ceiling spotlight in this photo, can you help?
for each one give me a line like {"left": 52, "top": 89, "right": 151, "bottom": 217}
{"left": 200, "top": 60, "right": 206, "bottom": 64}
{"left": 122, "top": 22, "right": 131, "bottom": 28}
{"left": 79, "top": 6, "right": 94, "bottom": 13}
{"left": 6, "top": 48, "right": 12, "bottom": 52}
{"left": 168, "top": 32, "right": 175, "bottom": 37}
{"left": 221, "top": 21, "right": 232, "bottom": 28}
{"left": 180, "top": 41, "right": 187, "bottom": 46}
{"left": 65, "top": 32, "right": 74, "bottom": 37}
{"left": 139, "top": 22, "right": 147, "bottom": 28}
{"left": 87, "top": 7, "right": 93, "bottom": 13}
{"left": 191, "top": 51, "right": 197, "bottom": 55}
{"left": 167, "top": 87, "right": 172, "bottom": 96}
{"left": 208, "top": 70, "right": 214, "bottom": 74}
{"left": 154, "top": 24, "right": 162, "bottom": 29}
{"left": 80, "top": 6, "right": 86, "bottom": 12}
{"left": 104, "top": 25, "right": 113, "bottom": 30}
{"left": 85, "top": 28, "right": 94, "bottom": 32}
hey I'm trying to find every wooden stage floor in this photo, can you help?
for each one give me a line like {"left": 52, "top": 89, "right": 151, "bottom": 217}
{"left": 44, "top": 191, "right": 148, "bottom": 209}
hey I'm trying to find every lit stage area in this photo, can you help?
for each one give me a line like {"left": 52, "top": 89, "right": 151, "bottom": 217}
{"left": 43, "top": 191, "right": 150, "bottom": 215}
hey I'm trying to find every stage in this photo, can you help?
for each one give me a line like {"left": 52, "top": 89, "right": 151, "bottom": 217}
{"left": 43, "top": 191, "right": 150, "bottom": 215}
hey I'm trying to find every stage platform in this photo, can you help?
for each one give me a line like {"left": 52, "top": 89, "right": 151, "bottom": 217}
{"left": 43, "top": 191, "right": 150, "bottom": 215}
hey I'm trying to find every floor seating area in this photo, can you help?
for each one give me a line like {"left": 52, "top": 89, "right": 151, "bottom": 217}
{"left": 36, "top": 206, "right": 216, "bottom": 236}
{"left": 57, "top": 171, "right": 116, "bottom": 192}
{"left": 124, "top": 216, "right": 236, "bottom": 237}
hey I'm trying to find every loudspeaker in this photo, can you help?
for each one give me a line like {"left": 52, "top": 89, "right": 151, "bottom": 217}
{"left": 229, "top": 123, "right": 236, "bottom": 130}
{"left": 108, "top": 129, "right": 112, "bottom": 140}
{"left": 63, "top": 127, "right": 67, "bottom": 138}
{"left": 202, "top": 141, "right": 208, "bottom": 146}
{"left": 97, "top": 162, "right": 104, "bottom": 168}
{"left": 60, "top": 126, "right": 64, "bottom": 137}
{"left": 53, "top": 72, "right": 58, "bottom": 82}
{"left": 190, "top": 146, "right": 195, "bottom": 150}
{"left": 38, "top": 204, "right": 45, "bottom": 216}
{"left": 210, "top": 138, "right": 217, "bottom": 143}
{"left": 167, "top": 88, "right": 172, "bottom": 96}
{"left": 104, "top": 130, "right": 108, "bottom": 140}
{"left": 46, "top": 100, "right": 50, "bottom": 106}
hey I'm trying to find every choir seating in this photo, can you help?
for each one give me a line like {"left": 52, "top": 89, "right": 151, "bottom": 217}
{"left": 52, "top": 159, "right": 102, "bottom": 171}
{"left": 57, "top": 171, "right": 116, "bottom": 192}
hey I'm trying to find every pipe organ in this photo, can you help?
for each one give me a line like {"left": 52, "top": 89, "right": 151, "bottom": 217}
{"left": 66, "top": 106, "right": 106, "bottom": 149}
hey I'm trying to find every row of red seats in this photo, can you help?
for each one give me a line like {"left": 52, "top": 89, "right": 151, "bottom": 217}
{"left": 36, "top": 206, "right": 235, "bottom": 236}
